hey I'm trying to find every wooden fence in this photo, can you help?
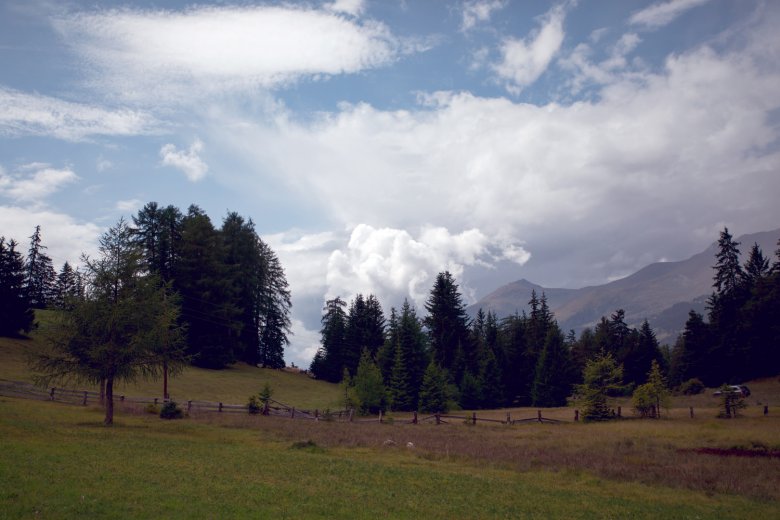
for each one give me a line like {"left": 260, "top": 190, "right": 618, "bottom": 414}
{"left": 4, "top": 378, "right": 766, "bottom": 424}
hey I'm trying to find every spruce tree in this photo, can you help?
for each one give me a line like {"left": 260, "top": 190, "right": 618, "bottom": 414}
{"left": 387, "top": 300, "right": 427, "bottom": 410}
{"left": 353, "top": 349, "right": 387, "bottom": 415}
{"left": 257, "top": 239, "right": 291, "bottom": 369}
{"left": 424, "top": 271, "right": 471, "bottom": 374}
{"left": 0, "top": 237, "right": 34, "bottom": 336}
{"left": 25, "top": 225, "right": 56, "bottom": 308}
{"left": 578, "top": 351, "right": 624, "bottom": 422}
{"left": 418, "top": 361, "right": 449, "bottom": 413}
{"left": 531, "top": 328, "right": 572, "bottom": 407}
{"left": 312, "top": 297, "right": 347, "bottom": 382}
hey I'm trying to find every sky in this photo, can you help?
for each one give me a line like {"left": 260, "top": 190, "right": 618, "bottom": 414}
{"left": 1, "top": 0, "right": 779, "bottom": 367}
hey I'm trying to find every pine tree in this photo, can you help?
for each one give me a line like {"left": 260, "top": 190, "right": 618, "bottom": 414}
{"left": 353, "top": 349, "right": 387, "bottom": 415}
{"left": 387, "top": 300, "right": 427, "bottom": 410}
{"left": 424, "top": 271, "right": 471, "bottom": 374}
{"left": 418, "top": 361, "right": 450, "bottom": 413}
{"left": 174, "top": 205, "right": 240, "bottom": 368}
{"left": 741, "top": 242, "right": 770, "bottom": 288}
{"left": 312, "top": 297, "right": 347, "bottom": 382}
{"left": 531, "top": 328, "right": 572, "bottom": 407}
{"left": 498, "top": 313, "right": 527, "bottom": 406}
{"left": 25, "top": 225, "right": 56, "bottom": 308}
{"left": 577, "top": 351, "right": 624, "bottom": 422}
{"left": 712, "top": 227, "right": 743, "bottom": 296}
{"left": 376, "top": 307, "right": 398, "bottom": 384}
{"left": 256, "top": 239, "right": 291, "bottom": 369}
{"left": 0, "top": 237, "right": 34, "bottom": 336}
{"left": 54, "top": 261, "right": 78, "bottom": 309}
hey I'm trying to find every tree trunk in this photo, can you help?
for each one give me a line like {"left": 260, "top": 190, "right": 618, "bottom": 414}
{"left": 100, "top": 378, "right": 106, "bottom": 405}
{"left": 163, "top": 360, "right": 169, "bottom": 400}
{"left": 104, "top": 376, "right": 114, "bottom": 426}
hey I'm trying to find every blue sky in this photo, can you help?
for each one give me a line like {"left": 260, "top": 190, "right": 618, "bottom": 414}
{"left": 2, "top": 0, "right": 779, "bottom": 366}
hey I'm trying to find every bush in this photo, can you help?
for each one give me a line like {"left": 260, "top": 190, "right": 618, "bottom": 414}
{"left": 632, "top": 384, "right": 655, "bottom": 418}
{"left": 716, "top": 384, "right": 746, "bottom": 419}
{"left": 160, "top": 401, "right": 183, "bottom": 420}
{"left": 247, "top": 395, "right": 262, "bottom": 415}
{"left": 678, "top": 378, "right": 705, "bottom": 395}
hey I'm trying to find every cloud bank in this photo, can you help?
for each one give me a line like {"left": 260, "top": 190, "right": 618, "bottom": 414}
{"left": 53, "top": 4, "right": 408, "bottom": 103}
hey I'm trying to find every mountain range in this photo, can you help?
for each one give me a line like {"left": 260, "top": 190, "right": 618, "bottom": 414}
{"left": 468, "top": 229, "right": 779, "bottom": 343}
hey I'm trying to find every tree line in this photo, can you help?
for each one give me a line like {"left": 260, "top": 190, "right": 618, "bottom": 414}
{"left": 1, "top": 202, "right": 293, "bottom": 391}
{"left": 669, "top": 228, "right": 780, "bottom": 387}
{"left": 311, "top": 228, "right": 780, "bottom": 415}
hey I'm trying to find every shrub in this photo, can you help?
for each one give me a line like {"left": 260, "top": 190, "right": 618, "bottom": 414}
{"left": 678, "top": 378, "right": 705, "bottom": 395}
{"left": 716, "top": 384, "right": 746, "bottom": 419}
{"left": 632, "top": 384, "right": 655, "bottom": 418}
{"left": 159, "top": 401, "right": 183, "bottom": 420}
{"left": 247, "top": 395, "right": 262, "bottom": 415}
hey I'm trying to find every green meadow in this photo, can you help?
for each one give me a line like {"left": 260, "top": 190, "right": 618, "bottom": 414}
{"left": 1, "top": 315, "right": 779, "bottom": 518}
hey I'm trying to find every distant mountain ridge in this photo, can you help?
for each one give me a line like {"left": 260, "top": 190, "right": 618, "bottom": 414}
{"left": 468, "top": 229, "right": 779, "bottom": 342}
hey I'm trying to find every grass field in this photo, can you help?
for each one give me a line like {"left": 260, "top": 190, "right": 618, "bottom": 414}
{"left": 2, "top": 313, "right": 780, "bottom": 518}
{"left": 2, "top": 397, "right": 779, "bottom": 519}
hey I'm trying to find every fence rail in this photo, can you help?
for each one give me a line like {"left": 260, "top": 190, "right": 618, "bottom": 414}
{"left": 8, "top": 378, "right": 748, "bottom": 425}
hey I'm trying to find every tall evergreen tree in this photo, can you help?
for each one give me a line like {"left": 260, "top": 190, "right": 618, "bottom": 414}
{"left": 311, "top": 297, "right": 348, "bottom": 382}
{"left": 376, "top": 307, "right": 398, "bottom": 384}
{"left": 53, "top": 261, "right": 78, "bottom": 309}
{"left": 531, "top": 328, "right": 572, "bottom": 407}
{"left": 174, "top": 205, "right": 240, "bottom": 368}
{"left": 388, "top": 300, "right": 427, "bottom": 411}
{"left": 418, "top": 361, "right": 450, "bottom": 413}
{"left": 25, "top": 225, "right": 56, "bottom": 308}
{"left": 353, "top": 349, "right": 387, "bottom": 415}
{"left": 0, "top": 237, "right": 34, "bottom": 336}
{"left": 256, "top": 239, "right": 292, "bottom": 369}
{"left": 424, "top": 271, "right": 471, "bottom": 376}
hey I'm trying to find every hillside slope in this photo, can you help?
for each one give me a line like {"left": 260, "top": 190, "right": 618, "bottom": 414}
{"left": 469, "top": 229, "right": 779, "bottom": 341}
{"left": 0, "top": 311, "right": 342, "bottom": 409}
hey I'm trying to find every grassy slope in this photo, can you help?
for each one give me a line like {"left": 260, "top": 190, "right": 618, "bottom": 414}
{"left": 0, "top": 310, "right": 342, "bottom": 410}
{"left": 2, "top": 397, "right": 778, "bottom": 520}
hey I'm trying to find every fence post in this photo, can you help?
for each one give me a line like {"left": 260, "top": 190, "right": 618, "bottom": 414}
{"left": 537, "top": 410, "right": 542, "bottom": 423}
{"left": 154, "top": 397, "right": 158, "bottom": 406}
{"left": 187, "top": 400, "right": 192, "bottom": 413}
{"left": 412, "top": 411, "right": 418, "bottom": 424}
{"left": 291, "top": 407, "right": 295, "bottom": 419}
{"left": 506, "top": 412, "right": 511, "bottom": 425}
{"left": 435, "top": 413, "right": 441, "bottom": 425}
{"left": 472, "top": 412, "right": 477, "bottom": 425}
{"left": 349, "top": 408, "right": 354, "bottom": 422}
{"left": 50, "top": 387, "right": 55, "bottom": 400}
{"left": 617, "top": 406, "right": 622, "bottom": 418}
{"left": 379, "top": 410, "right": 383, "bottom": 424}
{"left": 574, "top": 409, "right": 579, "bottom": 422}
{"left": 689, "top": 406, "right": 694, "bottom": 419}
{"left": 83, "top": 391, "right": 88, "bottom": 406}
{"left": 315, "top": 409, "right": 319, "bottom": 421}
{"left": 120, "top": 395, "right": 125, "bottom": 402}
{"left": 219, "top": 402, "right": 223, "bottom": 413}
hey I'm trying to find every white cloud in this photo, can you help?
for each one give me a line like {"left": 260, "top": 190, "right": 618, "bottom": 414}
{"left": 327, "top": 225, "right": 492, "bottom": 307}
{"left": 559, "top": 32, "right": 642, "bottom": 93}
{"left": 461, "top": 0, "right": 506, "bottom": 32}
{"left": 115, "top": 199, "right": 142, "bottom": 212}
{"left": 0, "top": 163, "right": 79, "bottom": 203}
{"left": 159, "top": 139, "right": 208, "bottom": 182}
{"left": 629, "top": 0, "right": 712, "bottom": 29}
{"left": 212, "top": 21, "right": 780, "bottom": 288}
{"left": 0, "top": 205, "right": 101, "bottom": 267}
{"left": 53, "top": 4, "right": 406, "bottom": 103}
{"left": 492, "top": 5, "right": 567, "bottom": 94}
{"left": 325, "top": 0, "right": 366, "bottom": 17}
{"left": 0, "top": 86, "right": 160, "bottom": 141}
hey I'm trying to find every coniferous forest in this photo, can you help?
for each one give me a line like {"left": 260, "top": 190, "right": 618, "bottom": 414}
{"left": 2, "top": 221, "right": 779, "bottom": 413}
{"left": 0, "top": 202, "right": 292, "bottom": 370}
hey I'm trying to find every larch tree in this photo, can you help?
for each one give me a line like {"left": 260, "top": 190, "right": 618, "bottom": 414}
{"left": 32, "top": 219, "right": 186, "bottom": 425}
